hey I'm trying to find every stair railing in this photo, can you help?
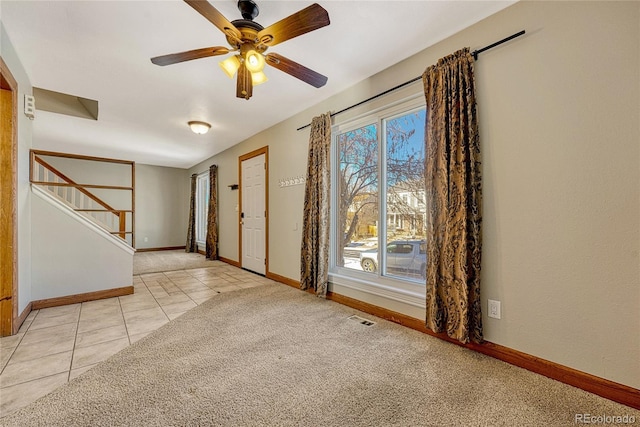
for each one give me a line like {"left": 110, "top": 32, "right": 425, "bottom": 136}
{"left": 29, "top": 150, "right": 135, "bottom": 246}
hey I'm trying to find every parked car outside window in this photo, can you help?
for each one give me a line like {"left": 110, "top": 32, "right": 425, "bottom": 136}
{"left": 360, "top": 240, "right": 426, "bottom": 280}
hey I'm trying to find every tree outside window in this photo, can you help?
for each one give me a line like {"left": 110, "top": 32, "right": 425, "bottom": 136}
{"left": 336, "top": 107, "right": 426, "bottom": 283}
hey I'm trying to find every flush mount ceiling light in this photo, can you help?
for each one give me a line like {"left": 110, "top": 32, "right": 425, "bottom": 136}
{"left": 188, "top": 121, "right": 211, "bottom": 135}
{"left": 151, "top": 0, "right": 330, "bottom": 100}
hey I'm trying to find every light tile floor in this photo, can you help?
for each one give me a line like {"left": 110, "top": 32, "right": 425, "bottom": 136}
{"left": 0, "top": 263, "right": 275, "bottom": 417}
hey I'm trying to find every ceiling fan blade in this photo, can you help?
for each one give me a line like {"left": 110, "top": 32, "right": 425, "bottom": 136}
{"left": 236, "top": 62, "right": 253, "bottom": 100}
{"left": 265, "top": 53, "right": 327, "bottom": 88}
{"left": 184, "top": 0, "right": 242, "bottom": 43}
{"left": 151, "top": 46, "right": 230, "bottom": 66}
{"left": 257, "top": 3, "right": 329, "bottom": 47}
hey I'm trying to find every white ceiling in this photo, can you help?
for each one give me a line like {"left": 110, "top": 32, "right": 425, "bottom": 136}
{"left": 1, "top": 1, "right": 515, "bottom": 168}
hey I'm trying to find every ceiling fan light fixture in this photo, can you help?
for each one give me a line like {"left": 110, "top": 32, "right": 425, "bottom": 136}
{"left": 219, "top": 55, "right": 241, "bottom": 78}
{"left": 251, "top": 71, "right": 268, "bottom": 86}
{"left": 151, "top": 2, "right": 330, "bottom": 98}
{"left": 188, "top": 121, "right": 211, "bottom": 135}
{"left": 245, "top": 50, "right": 265, "bottom": 73}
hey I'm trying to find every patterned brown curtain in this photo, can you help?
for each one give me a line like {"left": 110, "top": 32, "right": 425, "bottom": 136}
{"left": 300, "top": 113, "right": 332, "bottom": 297}
{"left": 422, "top": 48, "right": 483, "bottom": 344}
{"left": 205, "top": 165, "right": 218, "bottom": 260}
{"left": 186, "top": 173, "right": 197, "bottom": 253}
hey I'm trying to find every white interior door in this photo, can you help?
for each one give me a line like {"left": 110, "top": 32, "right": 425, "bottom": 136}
{"left": 241, "top": 153, "right": 266, "bottom": 274}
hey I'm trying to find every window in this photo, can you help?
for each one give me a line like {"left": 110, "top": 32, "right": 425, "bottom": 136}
{"left": 331, "top": 97, "right": 426, "bottom": 298}
{"left": 195, "top": 172, "right": 209, "bottom": 246}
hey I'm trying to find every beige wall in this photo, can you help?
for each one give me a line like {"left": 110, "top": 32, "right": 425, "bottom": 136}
{"left": 188, "top": 1, "right": 639, "bottom": 390}
{"left": 135, "top": 164, "right": 189, "bottom": 250}
{"left": 469, "top": 0, "right": 639, "bottom": 391}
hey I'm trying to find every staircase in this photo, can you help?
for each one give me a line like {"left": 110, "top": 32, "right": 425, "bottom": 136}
{"left": 30, "top": 150, "right": 135, "bottom": 247}
{"left": 29, "top": 149, "right": 136, "bottom": 304}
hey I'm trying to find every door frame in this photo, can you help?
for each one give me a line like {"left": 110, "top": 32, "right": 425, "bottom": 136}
{"left": 238, "top": 146, "right": 269, "bottom": 274}
{"left": 0, "top": 56, "right": 18, "bottom": 336}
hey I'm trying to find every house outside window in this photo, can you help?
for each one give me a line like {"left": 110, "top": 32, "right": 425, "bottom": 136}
{"left": 195, "top": 171, "right": 209, "bottom": 246}
{"left": 330, "top": 96, "right": 426, "bottom": 303}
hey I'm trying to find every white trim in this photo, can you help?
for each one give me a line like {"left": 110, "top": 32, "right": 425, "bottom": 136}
{"left": 32, "top": 185, "right": 135, "bottom": 255}
{"left": 330, "top": 95, "right": 427, "bottom": 307}
{"left": 195, "top": 171, "right": 209, "bottom": 246}
{"left": 332, "top": 91, "right": 424, "bottom": 129}
{"left": 329, "top": 272, "right": 426, "bottom": 309}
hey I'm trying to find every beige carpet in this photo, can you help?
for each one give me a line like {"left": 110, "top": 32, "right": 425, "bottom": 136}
{"left": 133, "top": 249, "right": 217, "bottom": 275}
{"left": 2, "top": 284, "right": 637, "bottom": 426}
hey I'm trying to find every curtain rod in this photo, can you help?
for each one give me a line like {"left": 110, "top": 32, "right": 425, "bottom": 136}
{"left": 296, "top": 30, "right": 526, "bottom": 132}
{"left": 193, "top": 164, "right": 217, "bottom": 176}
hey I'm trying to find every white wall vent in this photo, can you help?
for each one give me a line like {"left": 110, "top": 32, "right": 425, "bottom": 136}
{"left": 348, "top": 315, "right": 376, "bottom": 326}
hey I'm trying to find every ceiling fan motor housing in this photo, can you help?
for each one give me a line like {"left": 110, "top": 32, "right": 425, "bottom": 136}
{"left": 226, "top": 26, "right": 268, "bottom": 53}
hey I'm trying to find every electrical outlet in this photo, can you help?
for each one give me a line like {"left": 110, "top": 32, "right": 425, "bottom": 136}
{"left": 144, "top": 237, "right": 149, "bottom": 242}
{"left": 488, "top": 299, "right": 501, "bottom": 319}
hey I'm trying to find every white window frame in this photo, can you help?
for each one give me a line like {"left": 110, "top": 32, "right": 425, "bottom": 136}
{"left": 195, "top": 171, "right": 209, "bottom": 246}
{"left": 329, "top": 94, "right": 426, "bottom": 308}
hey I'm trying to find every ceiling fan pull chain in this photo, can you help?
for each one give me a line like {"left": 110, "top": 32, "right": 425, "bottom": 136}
{"left": 236, "top": 64, "right": 253, "bottom": 100}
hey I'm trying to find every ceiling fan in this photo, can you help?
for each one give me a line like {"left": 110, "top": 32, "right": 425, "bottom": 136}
{"left": 151, "top": 0, "right": 330, "bottom": 100}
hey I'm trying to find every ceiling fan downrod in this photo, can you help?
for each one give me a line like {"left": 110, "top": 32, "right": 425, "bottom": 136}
{"left": 237, "top": 0, "right": 259, "bottom": 21}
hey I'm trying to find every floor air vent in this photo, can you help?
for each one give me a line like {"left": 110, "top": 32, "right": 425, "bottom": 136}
{"left": 348, "top": 315, "right": 376, "bottom": 326}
